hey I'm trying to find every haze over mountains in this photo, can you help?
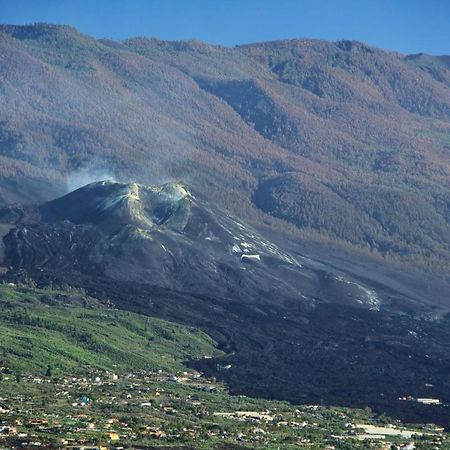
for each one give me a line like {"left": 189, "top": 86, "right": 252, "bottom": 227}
{"left": 1, "top": 23, "right": 450, "bottom": 272}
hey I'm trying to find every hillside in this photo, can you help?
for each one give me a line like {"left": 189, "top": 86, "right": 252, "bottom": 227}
{"left": 0, "top": 24, "right": 450, "bottom": 270}
{"left": 2, "top": 181, "right": 450, "bottom": 426}
{"left": 0, "top": 283, "right": 448, "bottom": 449}
{"left": 0, "top": 283, "right": 219, "bottom": 374}
{"left": 3, "top": 179, "right": 407, "bottom": 309}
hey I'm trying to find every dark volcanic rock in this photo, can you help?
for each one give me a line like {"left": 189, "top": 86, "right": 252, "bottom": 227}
{"left": 2, "top": 180, "right": 398, "bottom": 309}
{"left": 2, "top": 180, "right": 450, "bottom": 426}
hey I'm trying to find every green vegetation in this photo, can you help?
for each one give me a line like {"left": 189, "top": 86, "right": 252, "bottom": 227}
{"left": 0, "top": 284, "right": 448, "bottom": 448}
{"left": 254, "top": 173, "right": 450, "bottom": 269}
{"left": 0, "top": 362, "right": 447, "bottom": 449}
{"left": 0, "top": 283, "right": 220, "bottom": 375}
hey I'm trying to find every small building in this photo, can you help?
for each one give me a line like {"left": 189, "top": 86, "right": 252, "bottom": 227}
{"left": 416, "top": 398, "right": 441, "bottom": 405}
{"left": 108, "top": 432, "right": 120, "bottom": 441}
{"left": 79, "top": 396, "right": 91, "bottom": 406}
{"left": 0, "top": 426, "right": 17, "bottom": 435}
{"left": 0, "top": 402, "right": 10, "bottom": 413}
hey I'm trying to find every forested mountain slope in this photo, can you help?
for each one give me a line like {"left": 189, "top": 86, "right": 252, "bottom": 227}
{"left": 1, "top": 23, "right": 450, "bottom": 269}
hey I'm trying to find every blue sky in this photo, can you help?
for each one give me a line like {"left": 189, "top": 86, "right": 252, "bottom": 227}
{"left": 0, "top": 0, "right": 448, "bottom": 55}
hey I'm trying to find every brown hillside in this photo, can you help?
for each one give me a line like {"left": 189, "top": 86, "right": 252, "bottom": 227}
{"left": 1, "top": 24, "right": 450, "bottom": 268}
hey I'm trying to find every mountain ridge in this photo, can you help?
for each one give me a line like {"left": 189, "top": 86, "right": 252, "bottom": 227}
{"left": 1, "top": 22, "right": 450, "bottom": 272}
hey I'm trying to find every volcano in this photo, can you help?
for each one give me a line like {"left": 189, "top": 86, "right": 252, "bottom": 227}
{"left": 1, "top": 180, "right": 397, "bottom": 310}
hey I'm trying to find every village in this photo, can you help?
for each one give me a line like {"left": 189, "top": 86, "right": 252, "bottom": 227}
{"left": 0, "top": 365, "right": 448, "bottom": 450}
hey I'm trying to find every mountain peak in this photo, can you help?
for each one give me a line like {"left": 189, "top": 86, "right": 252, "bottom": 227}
{"left": 40, "top": 180, "right": 192, "bottom": 231}
{"left": 0, "top": 22, "right": 81, "bottom": 41}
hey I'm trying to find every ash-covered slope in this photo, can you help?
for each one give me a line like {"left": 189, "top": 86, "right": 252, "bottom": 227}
{"left": 1, "top": 180, "right": 394, "bottom": 309}
{"left": 36, "top": 180, "right": 302, "bottom": 301}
